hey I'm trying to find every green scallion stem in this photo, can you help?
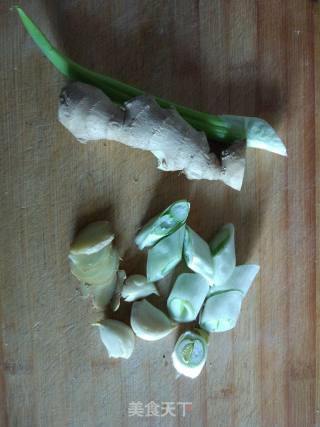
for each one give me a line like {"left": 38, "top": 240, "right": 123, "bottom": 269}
{"left": 15, "top": 6, "right": 244, "bottom": 142}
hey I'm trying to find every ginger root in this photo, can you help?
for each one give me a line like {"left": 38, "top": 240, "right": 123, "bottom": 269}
{"left": 59, "top": 82, "right": 246, "bottom": 190}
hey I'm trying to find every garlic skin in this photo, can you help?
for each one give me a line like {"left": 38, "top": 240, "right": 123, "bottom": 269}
{"left": 183, "top": 226, "right": 215, "bottom": 285}
{"left": 147, "top": 225, "right": 185, "bottom": 282}
{"left": 130, "top": 299, "right": 176, "bottom": 341}
{"left": 167, "top": 273, "right": 209, "bottom": 323}
{"left": 135, "top": 200, "right": 190, "bottom": 250}
{"left": 210, "top": 223, "right": 236, "bottom": 286}
{"left": 111, "top": 270, "right": 126, "bottom": 311}
{"left": 172, "top": 329, "right": 209, "bottom": 379}
{"left": 94, "top": 319, "right": 135, "bottom": 359}
{"left": 122, "top": 275, "right": 159, "bottom": 302}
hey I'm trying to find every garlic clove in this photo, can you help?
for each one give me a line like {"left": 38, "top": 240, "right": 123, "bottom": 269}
{"left": 209, "top": 223, "right": 236, "bottom": 286}
{"left": 70, "top": 221, "right": 114, "bottom": 255}
{"left": 167, "top": 273, "right": 209, "bottom": 323}
{"left": 130, "top": 299, "right": 176, "bottom": 341}
{"left": 183, "top": 226, "right": 215, "bottom": 285}
{"left": 147, "top": 225, "right": 185, "bottom": 282}
{"left": 171, "top": 329, "right": 209, "bottom": 379}
{"left": 93, "top": 319, "right": 135, "bottom": 359}
{"left": 121, "top": 275, "right": 159, "bottom": 302}
{"left": 135, "top": 200, "right": 190, "bottom": 250}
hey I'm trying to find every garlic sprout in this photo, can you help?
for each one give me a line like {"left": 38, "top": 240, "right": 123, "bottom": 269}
{"left": 172, "top": 329, "right": 209, "bottom": 379}
{"left": 200, "top": 264, "right": 260, "bottom": 332}
{"left": 219, "top": 115, "right": 287, "bottom": 156}
{"left": 147, "top": 225, "right": 185, "bottom": 282}
{"left": 199, "top": 290, "right": 243, "bottom": 333}
{"left": 135, "top": 200, "right": 190, "bottom": 250}
{"left": 130, "top": 299, "right": 176, "bottom": 341}
{"left": 68, "top": 221, "right": 120, "bottom": 308}
{"left": 93, "top": 319, "right": 135, "bottom": 359}
{"left": 209, "top": 223, "right": 236, "bottom": 286}
{"left": 121, "top": 275, "right": 159, "bottom": 302}
{"left": 183, "top": 226, "right": 215, "bottom": 285}
{"left": 167, "top": 273, "right": 209, "bottom": 323}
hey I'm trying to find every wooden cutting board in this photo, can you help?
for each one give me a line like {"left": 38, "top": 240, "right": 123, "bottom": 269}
{"left": 0, "top": 1, "right": 318, "bottom": 426}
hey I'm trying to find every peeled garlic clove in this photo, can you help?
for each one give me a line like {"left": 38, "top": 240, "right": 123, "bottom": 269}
{"left": 94, "top": 319, "right": 135, "bottom": 359}
{"left": 172, "top": 329, "right": 209, "bottom": 379}
{"left": 183, "top": 226, "right": 215, "bottom": 285}
{"left": 209, "top": 223, "right": 236, "bottom": 286}
{"left": 135, "top": 200, "right": 190, "bottom": 250}
{"left": 111, "top": 270, "right": 126, "bottom": 311}
{"left": 121, "top": 275, "right": 159, "bottom": 302}
{"left": 167, "top": 273, "right": 209, "bottom": 323}
{"left": 199, "top": 290, "right": 243, "bottom": 333}
{"left": 130, "top": 299, "right": 176, "bottom": 341}
{"left": 70, "top": 221, "right": 114, "bottom": 255}
{"left": 147, "top": 225, "right": 185, "bottom": 282}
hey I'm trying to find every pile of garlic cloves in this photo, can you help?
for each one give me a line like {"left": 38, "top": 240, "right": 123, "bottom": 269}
{"left": 69, "top": 201, "right": 259, "bottom": 379}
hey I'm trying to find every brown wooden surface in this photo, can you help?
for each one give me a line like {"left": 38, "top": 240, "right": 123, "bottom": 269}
{"left": 0, "top": 1, "right": 318, "bottom": 426}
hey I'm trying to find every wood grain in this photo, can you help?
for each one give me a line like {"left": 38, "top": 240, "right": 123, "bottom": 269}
{"left": 0, "top": 1, "right": 318, "bottom": 426}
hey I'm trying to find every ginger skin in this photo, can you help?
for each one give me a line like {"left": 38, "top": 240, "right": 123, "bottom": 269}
{"left": 59, "top": 82, "right": 246, "bottom": 190}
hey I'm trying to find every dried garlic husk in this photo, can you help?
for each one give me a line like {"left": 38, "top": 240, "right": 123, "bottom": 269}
{"left": 130, "top": 299, "right": 176, "bottom": 341}
{"left": 121, "top": 275, "right": 159, "bottom": 302}
{"left": 135, "top": 200, "right": 190, "bottom": 250}
{"left": 147, "top": 225, "right": 185, "bottom": 282}
{"left": 183, "top": 226, "right": 215, "bottom": 285}
{"left": 209, "top": 223, "right": 236, "bottom": 286}
{"left": 172, "top": 329, "right": 209, "bottom": 379}
{"left": 111, "top": 270, "right": 126, "bottom": 311}
{"left": 167, "top": 273, "right": 209, "bottom": 323}
{"left": 93, "top": 319, "right": 135, "bottom": 359}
